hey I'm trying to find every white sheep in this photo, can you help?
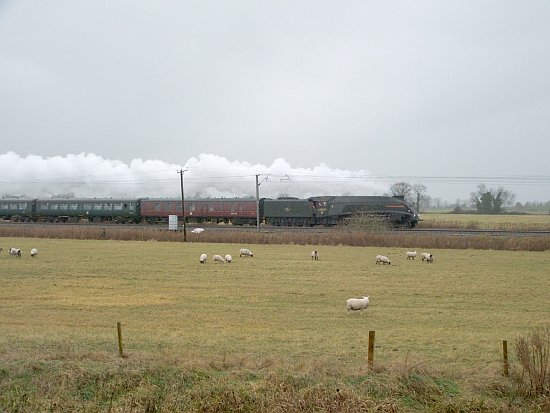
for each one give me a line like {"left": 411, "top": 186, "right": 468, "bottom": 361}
{"left": 191, "top": 228, "right": 205, "bottom": 234}
{"left": 9, "top": 247, "right": 22, "bottom": 257}
{"left": 375, "top": 255, "right": 391, "bottom": 265}
{"left": 30, "top": 248, "right": 38, "bottom": 258}
{"left": 199, "top": 253, "right": 207, "bottom": 264}
{"left": 213, "top": 254, "right": 225, "bottom": 263}
{"left": 311, "top": 250, "right": 319, "bottom": 260}
{"left": 421, "top": 252, "right": 434, "bottom": 263}
{"left": 239, "top": 248, "right": 253, "bottom": 257}
{"left": 346, "top": 296, "right": 370, "bottom": 314}
{"left": 225, "top": 254, "right": 232, "bottom": 263}
{"left": 405, "top": 251, "right": 417, "bottom": 260}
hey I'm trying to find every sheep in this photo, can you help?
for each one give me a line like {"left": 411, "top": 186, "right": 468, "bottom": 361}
{"left": 9, "top": 248, "right": 22, "bottom": 257}
{"left": 405, "top": 251, "right": 417, "bottom": 260}
{"left": 30, "top": 248, "right": 38, "bottom": 258}
{"left": 421, "top": 252, "right": 434, "bottom": 263}
{"left": 239, "top": 248, "right": 253, "bottom": 257}
{"left": 191, "top": 228, "right": 205, "bottom": 234}
{"left": 213, "top": 254, "right": 225, "bottom": 263}
{"left": 375, "top": 255, "right": 391, "bottom": 265}
{"left": 311, "top": 250, "right": 319, "bottom": 260}
{"left": 346, "top": 296, "right": 370, "bottom": 314}
{"left": 225, "top": 254, "right": 232, "bottom": 263}
{"left": 199, "top": 253, "right": 207, "bottom": 264}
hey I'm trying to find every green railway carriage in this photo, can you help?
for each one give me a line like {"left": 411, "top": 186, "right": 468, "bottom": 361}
{"left": 0, "top": 198, "right": 37, "bottom": 221}
{"left": 34, "top": 198, "right": 141, "bottom": 223}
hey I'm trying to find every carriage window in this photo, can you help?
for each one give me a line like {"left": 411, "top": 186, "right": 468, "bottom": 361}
{"left": 93, "top": 204, "right": 103, "bottom": 210}
{"left": 40, "top": 203, "right": 49, "bottom": 210}
{"left": 50, "top": 203, "right": 59, "bottom": 210}
{"left": 10, "top": 203, "right": 18, "bottom": 209}
{"left": 176, "top": 202, "right": 182, "bottom": 211}
{"left": 165, "top": 202, "right": 172, "bottom": 211}
{"left": 83, "top": 203, "right": 92, "bottom": 210}
{"left": 1, "top": 203, "right": 8, "bottom": 209}
{"left": 60, "top": 203, "right": 69, "bottom": 210}
{"left": 209, "top": 205, "right": 215, "bottom": 211}
{"left": 154, "top": 203, "right": 161, "bottom": 212}
{"left": 104, "top": 203, "right": 112, "bottom": 210}
{"left": 69, "top": 203, "right": 78, "bottom": 210}
{"left": 188, "top": 203, "right": 195, "bottom": 211}
{"left": 20, "top": 203, "right": 27, "bottom": 209}
{"left": 113, "top": 203, "right": 123, "bottom": 210}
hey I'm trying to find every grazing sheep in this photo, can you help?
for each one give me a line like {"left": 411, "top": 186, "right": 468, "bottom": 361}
{"left": 421, "top": 252, "right": 434, "bottom": 263}
{"left": 191, "top": 228, "right": 205, "bottom": 234}
{"left": 239, "top": 248, "right": 253, "bottom": 257}
{"left": 213, "top": 254, "right": 225, "bottom": 263}
{"left": 225, "top": 254, "right": 232, "bottom": 263}
{"left": 9, "top": 248, "right": 22, "bottom": 257}
{"left": 0, "top": 247, "right": 3, "bottom": 253}
{"left": 405, "top": 251, "right": 417, "bottom": 260}
{"left": 375, "top": 255, "right": 391, "bottom": 265}
{"left": 311, "top": 250, "right": 319, "bottom": 260}
{"left": 346, "top": 296, "right": 370, "bottom": 314}
{"left": 199, "top": 253, "right": 208, "bottom": 264}
{"left": 9, "top": 247, "right": 21, "bottom": 257}
{"left": 30, "top": 248, "right": 38, "bottom": 258}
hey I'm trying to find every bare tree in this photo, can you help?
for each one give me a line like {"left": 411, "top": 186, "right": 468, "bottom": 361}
{"left": 390, "top": 182, "right": 413, "bottom": 202}
{"left": 411, "top": 184, "right": 428, "bottom": 211}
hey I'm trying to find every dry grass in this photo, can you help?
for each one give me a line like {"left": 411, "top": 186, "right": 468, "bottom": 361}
{"left": 1, "top": 223, "right": 550, "bottom": 251}
{"left": 1, "top": 237, "right": 550, "bottom": 411}
{"left": 419, "top": 213, "right": 550, "bottom": 231}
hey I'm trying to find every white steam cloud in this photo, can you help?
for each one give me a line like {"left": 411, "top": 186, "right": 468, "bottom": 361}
{"left": 0, "top": 152, "right": 388, "bottom": 199}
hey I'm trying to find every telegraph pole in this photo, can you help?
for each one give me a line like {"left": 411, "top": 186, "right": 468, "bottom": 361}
{"left": 255, "top": 173, "right": 270, "bottom": 233}
{"left": 178, "top": 168, "right": 188, "bottom": 242}
{"left": 255, "top": 174, "right": 260, "bottom": 232}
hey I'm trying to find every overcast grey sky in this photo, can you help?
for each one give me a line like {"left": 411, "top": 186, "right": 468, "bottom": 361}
{"left": 1, "top": 1, "right": 549, "bottom": 203}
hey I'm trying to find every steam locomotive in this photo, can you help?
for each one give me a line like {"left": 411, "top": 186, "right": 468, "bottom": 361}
{"left": 0, "top": 195, "right": 419, "bottom": 228}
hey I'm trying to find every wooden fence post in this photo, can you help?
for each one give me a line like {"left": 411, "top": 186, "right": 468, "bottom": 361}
{"left": 368, "top": 330, "right": 375, "bottom": 369}
{"left": 117, "top": 321, "right": 124, "bottom": 358}
{"left": 502, "top": 340, "right": 509, "bottom": 377}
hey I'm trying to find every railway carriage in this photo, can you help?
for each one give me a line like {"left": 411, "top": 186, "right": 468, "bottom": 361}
{"left": 0, "top": 198, "right": 37, "bottom": 221}
{"left": 34, "top": 198, "right": 140, "bottom": 223}
{"left": 140, "top": 198, "right": 257, "bottom": 225}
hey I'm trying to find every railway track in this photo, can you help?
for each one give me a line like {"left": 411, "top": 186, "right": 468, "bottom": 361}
{"left": 1, "top": 221, "right": 549, "bottom": 237}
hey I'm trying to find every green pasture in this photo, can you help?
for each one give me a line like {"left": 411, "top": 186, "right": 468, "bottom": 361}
{"left": 419, "top": 212, "right": 550, "bottom": 230}
{"left": 1, "top": 237, "right": 548, "bottom": 382}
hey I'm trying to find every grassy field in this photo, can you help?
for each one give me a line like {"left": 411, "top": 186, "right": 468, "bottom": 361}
{"left": 1, "top": 237, "right": 549, "bottom": 411}
{"left": 419, "top": 212, "right": 550, "bottom": 231}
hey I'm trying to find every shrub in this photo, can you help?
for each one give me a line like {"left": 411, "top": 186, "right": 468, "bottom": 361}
{"left": 514, "top": 325, "right": 550, "bottom": 397}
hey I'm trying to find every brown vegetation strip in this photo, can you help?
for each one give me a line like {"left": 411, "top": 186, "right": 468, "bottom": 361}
{"left": 1, "top": 225, "right": 549, "bottom": 251}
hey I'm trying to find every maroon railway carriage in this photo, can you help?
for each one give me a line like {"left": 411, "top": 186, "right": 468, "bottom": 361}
{"left": 139, "top": 198, "right": 257, "bottom": 225}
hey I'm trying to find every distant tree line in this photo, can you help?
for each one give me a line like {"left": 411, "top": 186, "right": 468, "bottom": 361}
{"left": 389, "top": 182, "right": 549, "bottom": 215}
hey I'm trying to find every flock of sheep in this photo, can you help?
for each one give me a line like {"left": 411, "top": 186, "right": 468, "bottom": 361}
{"left": 375, "top": 251, "right": 434, "bottom": 265}
{"left": 199, "top": 248, "right": 254, "bottom": 264}
{"left": 346, "top": 251, "right": 435, "bottom": 314}
{"left": 197, "top": 245, "right": 433, "bottom": 315}
{"left": 1, "top": 247, "right": 38, "bottom": 258}
{"left": 4, "top": 241, "right": 433, "bottom": 316}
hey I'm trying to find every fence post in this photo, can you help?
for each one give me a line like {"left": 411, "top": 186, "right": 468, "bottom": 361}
{"left": 117, "top": 321, "right": 124, "bottom": 358}
{"left": 502, "top": 340, "right": 509, "bottom": 377}
{"left": 368, "top": 330, "right": 375, "bottom": 369}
